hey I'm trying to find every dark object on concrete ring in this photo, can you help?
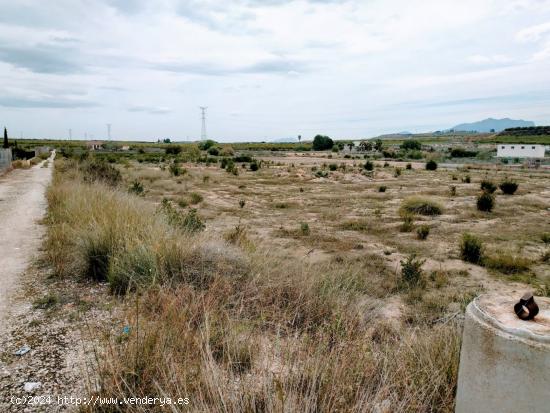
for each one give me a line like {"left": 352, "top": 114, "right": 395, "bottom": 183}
{"left": 514, "top": 292, "right": 539, "bottom": 320}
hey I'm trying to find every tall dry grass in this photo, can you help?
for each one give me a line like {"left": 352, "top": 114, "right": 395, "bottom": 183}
{"left": 47, "top": 159, "right": 462, "bottom": 412}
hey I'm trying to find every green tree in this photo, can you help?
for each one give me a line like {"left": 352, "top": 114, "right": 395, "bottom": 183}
{"left": 400, "top": 140, "right": 421, "bottom": 151}
{"left": 374, "top": 139, "right": 383, "bottom": 151}
{"left": 312, "top": 135, "right": 334, "bottom": 150}
{"left": 3, "top": 127, "right": 8, "bottom": 149}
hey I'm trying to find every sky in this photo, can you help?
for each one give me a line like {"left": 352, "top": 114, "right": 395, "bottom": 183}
{"left": 1, "top": 0, "right": 550, "bottom": 142}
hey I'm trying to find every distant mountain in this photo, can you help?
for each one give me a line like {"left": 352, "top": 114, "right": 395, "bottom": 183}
{"left": 451, "top": 118, "right": 535, "bottom": 133}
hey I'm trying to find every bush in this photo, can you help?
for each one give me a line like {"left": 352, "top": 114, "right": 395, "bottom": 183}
{"left": 300, "top": 222, "right": 310, "bottom": 235}
{"left": 480, "top": 180, "right": 497, "bottom": 193}
{"left": 400, "top": 254, "right": 425, "bottom": 287}
{"left": 234, "top": 155, "right": 253, "bottom": 163}
{"left": 499, "top": 180, "right": 518, "bottom": 195}
{"left": 160, "top": 199, "right": 205, "bottom": 232}
{"left": 329, "top": 163, "right": 338, "bottom": 171}
{"left": 460, "top": 233, "right": 483, "bottom": 264}
{"left": 400, "top": 140, "right": 421, "bottom": 151}
{"left": 165, "top": 146, "right": 182, "bottom": 155}
{"left": 169, "top": 163, "right": 185, "bottom": 177}
{"left": 425, "top": 160, "right": 438, "bottom": 171}
{"left": 312, "top": 135, "right": 334, "bottom": 151}
{"left": 198, "top": 139, "right": 216, "bottom": 150}
{"left": 416, "top": 225, "right": 430, "bottom": 240}
{"left": 450, "top": 148, "right": 477, "bottom": 158}
{"left": 207, "top": 147, "right": 220, "bottom": 156}
{"left": 378, "top": 186, "right": 387, "bottom": 192}
{"left": 400, "top": 197, "right": 443, "bottom": 216}
{"left": 462, "top": 175, "right": 471, "bottom": 183}
{"left": 476, "top": 192, "right": 494, "bottom": 212}
{"left": 394, "top": 167, "right": 402, "bottom": 177}
{"left": 364, "top": 161, "right": 374, "bottom": 171}
{"left": 542, "top": 233, "right": 550, "bottom": 244}
{"left": 80, "top": 159, "right": 121, "bottom": 186}
{"left": 449, "top": 185, "right": 456, "bottom": 197}
{"left": 249, "top": 161, "right": 259, "bottom": 171}
{"left": 406, "top": 163, "right": 412, "bottom": 170}
{"left": 129, "top": 180, "right": 144, "bottom": 195}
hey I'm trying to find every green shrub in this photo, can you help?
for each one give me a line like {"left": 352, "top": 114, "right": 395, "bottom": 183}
{"left": 160, "top": 199, "right": 205, "bottom": 232}
{"left": 169, "top": 163, "right": 184, "bottom": 177}
{"left": 460, "top": 233, "right": 483, "bottom": 264}
{"left": 425, "top": 160, "right": 437, "bottom": 171}
{"left": 400, "top": 140, "right": 421, "bottom": 151}
{"left": 364, "top": 161, "right": 374, "bottom": 171}
{"left": 234, "top": 155, "right": 253, "bottom": 163}
{"left": 449, "top": 185, "right": 456, "bottom": 197}
{"left": 480, "top": 180, "right": 497, "bottom": 193}
{"left": 378, "top": 186, "right": 387, "bottom": 193}
{"left": 207, "top": 146, "right": 220, "bottom": 156}
{"left": 329, "top": 163, "right": 338, "bottom": 171}
{"left": 400, "top": 254, "right": 426, "bottom": 287}
{"left": 416, "top": 225, "right": 430, "bottom": 240}
{"left": 198, "top": 139, "right": 216, "bottom": 150}
{"left": 80, "top": 159, "right": 121, "bottom": 186}
{"left": 129, "top": 180, "right": 144, "bottom": 196}
{"left": 406, "top": 163, "right": 412, "bottom": 170}
{"left": 462, "top": 175, "right": 471, "bottom": 183}
{"left": 300, "top": 222, "right": 310, "bottom": 235}
{"left": 250, "top": 161, "right": 259, "bottom": 171}
{"left": 394, "top": 167, "right": 402, "bottom": 177}
{"left": 400, "top": 197, "right": 443, "bottom": 216}
{"left": 499, "top": 180, "right": 518, "bottom": 195}
{"left": 542, "top": 233, "right": 550, "bottom": 244}
{"left": 476, "top": 192, "right": 494, "bottom": 212}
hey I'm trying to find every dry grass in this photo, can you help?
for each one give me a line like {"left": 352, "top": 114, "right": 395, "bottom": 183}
{"left": 42, "top": 153, "right": 550, "bottom": 412}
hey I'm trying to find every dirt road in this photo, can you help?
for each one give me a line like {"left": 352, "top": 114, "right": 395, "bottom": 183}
{"left": 0, "top": 153, "right": 54, "bottom": 329}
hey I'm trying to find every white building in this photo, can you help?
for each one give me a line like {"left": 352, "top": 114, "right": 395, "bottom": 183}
{"left": 496, "top": 144, "right": 545, "bottom": 158}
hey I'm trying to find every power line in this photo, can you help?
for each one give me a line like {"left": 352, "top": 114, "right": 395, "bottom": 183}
{"left": 199, "top": 107, "right": 207, "bottom": 140}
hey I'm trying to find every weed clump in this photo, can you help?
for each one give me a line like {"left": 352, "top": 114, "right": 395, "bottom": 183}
{"left": 400, "top": 197, "right": 443, "bottom": 216}
{"left": 129, "top": 180, "right": 144, "bottom": 195}
{"left": 460, "top": 233, "right": 483, "bottom": 264}
{"left": 400, "top": 214, "right": 414, "bottom": 232}
{"left": 476, "top": 192, "right": 494, "bottom": 212}
{"left": 378, "top": 185, "right": 387, "bottom": 192}
{"left": 499, "top": 180, "right": 518, "bottom": 195}
{"left": 416, "top": 225, "right": 430, "bottom": 240}
{"left": 480, "top": 180, "right": 497, "bottom": 194}
{"left": 364, "top": 161, "right": 374, "bottom": 171}
{"left": 401, "top": 254, "right": 426, "bottom": 288}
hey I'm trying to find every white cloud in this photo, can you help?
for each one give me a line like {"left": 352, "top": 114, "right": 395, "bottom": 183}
{"left": 0, "top": 0, "right": 549, "bottom": 140}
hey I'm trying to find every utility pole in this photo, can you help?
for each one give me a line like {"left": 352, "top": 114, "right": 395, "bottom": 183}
{"left": 107, "top": 123, "right": 112, "bottom": 140}
{"left": 200, "top": 107, "right": 207, "bottom": 140}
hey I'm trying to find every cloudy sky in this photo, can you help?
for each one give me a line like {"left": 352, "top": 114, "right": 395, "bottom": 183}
{"left": 1, "top": 0, "right": 550, "bottom": 141}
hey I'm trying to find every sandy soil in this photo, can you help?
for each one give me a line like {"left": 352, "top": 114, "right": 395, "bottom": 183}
{"left": 0, "top": 153, "right": 54, "bottom": 330}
